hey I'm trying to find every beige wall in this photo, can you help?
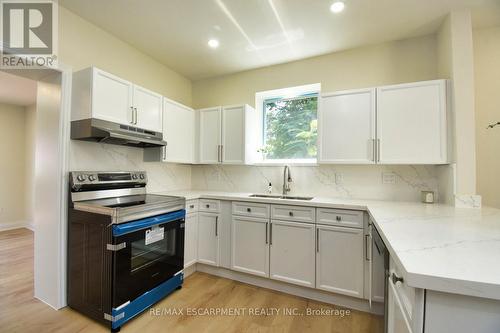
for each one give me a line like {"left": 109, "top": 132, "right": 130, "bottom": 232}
{"left": 0, "top": 103, "right": 27, "bottom": 228}
{"left": 435, "top": 11, "right": 478, "bottom": 207}
{"left": 59, "top": 6, "right": 192, "bottom": 106}
{"left": 474, "top": 26, "right": 500, "bottom": 208}
{"left": 25, "top": 104, "right": 36, "bottom": 224}
{"left": 192, "top": 35, "right": 438, "bottom": 108}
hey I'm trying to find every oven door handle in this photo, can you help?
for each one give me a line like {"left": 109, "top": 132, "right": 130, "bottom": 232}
{"left": 112, "top": 209, "right": 185, "bottom": 237}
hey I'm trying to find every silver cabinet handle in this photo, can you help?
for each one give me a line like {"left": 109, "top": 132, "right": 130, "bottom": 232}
{"left": 135, "top": 107, "right": 138, "bottom": 124}
{"left": 220, "top": 145, "right": 223, "bottom": 163}
{"left": 269, "top": 222, "right": 273, "bottom": 245}
{"left": 377, "top": 139, "right": 381, "bottom": 162}
{"left": 215, "top": 216, "right": 218, "bottom": 237}
{"left": 372, "top": 139, "right": 377, "bottom": 162}
{"left": 316, "top": 228, "right": 320, "bottom": 253}
{"left": 391, "top": 272, "right": 404, "bottom": 285}
{"left": 130, "top": 106, "right": 134, "bottom": 124}
{"left": 162, "top": 146, "right": 166, "bottom": 161}
{"left": 217, "top": 145, "right": 221, "bottom": 163}
{"left": 265, "top": 222, "right": 268, "bottom": 244}
{"left": 365, "top": 235, "right": 371, "bottom": 261}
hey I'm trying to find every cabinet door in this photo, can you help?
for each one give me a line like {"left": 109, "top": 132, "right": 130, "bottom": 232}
{"left": 388, "top": 279, "right": 413, "bottom": 333}
{"left": 184, "top": 213, "right": 198, "bottom": 268}
{"left": 231, "top": 216, "right": 269, "bottom": 277}
{"left": 92, "top": 68, "right": 133, "bottom": 125}
{"left": 133, "top": 85, "right": 163, "bottom": 132}
{"left": 163, "top": 99, "right": 195, "bottom": 163}
{"left": 197, "top": 213, "right": 219, "bottom": 266}
{"left": 269, "top": 220, "right": 315, "bottom": 288}
{"left": 222, "top": 105, "right": 245, "bottom": 164}
{"left": 199, "top": 107, "right": 222, "bottom": 164}
{"left": 377, "top": 80, "right": 448, "bottom": 164}
{"left": 319, "top": 89, "right": 376, "bottom": 163}
{"left": 316, "top": 225, "right": 364, "bottom": 298}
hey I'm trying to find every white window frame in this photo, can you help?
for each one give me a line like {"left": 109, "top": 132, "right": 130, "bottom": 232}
{"left": 255, "top": 83, "right": 321, "bottom": 165}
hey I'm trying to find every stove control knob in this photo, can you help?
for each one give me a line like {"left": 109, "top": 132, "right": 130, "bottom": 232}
{"left": 88, "top": 175, "right": 96, "bottom": 181}
{"left": 132, "top": 174, "right": 138, "bottom": 180}
{"left": 76, "top": 175, "right": 86, "bottom": 182}
{"left": 139, "top": 174, "right": 145, "bottom": 180}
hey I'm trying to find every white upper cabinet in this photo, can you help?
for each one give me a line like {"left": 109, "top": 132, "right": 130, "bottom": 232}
{"left": 72, "top": 67, "right": 163, "bottom": 133}
{"left": 162, "top": 98, "right": 195, "bottom": 163}
{"left": 92, "top": 68, "right": 133, "bottom": 126}
{"left": 376, "top": 80, "right": 449, "bottom": 164}
{"left": 71, "top": 67, "right": 134, "bottom": 125}
{"left": 133, "top": 85, "right": 163, "bottom": 132}
{"left": 199, "top": 107, "right": 222, "bottom": 164}
{"left": 319, "top": 88, "right": 376, "bottom": 164}
{"left": 198, "top": 104, "right": 256, "bottom": 164}
{"left": 222, "top": 105, "right": 246, "bottom": 164}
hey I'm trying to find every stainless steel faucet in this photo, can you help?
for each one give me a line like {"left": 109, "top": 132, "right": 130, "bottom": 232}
{"left": 282, "top": 165, "right": 292, "bottom": 195}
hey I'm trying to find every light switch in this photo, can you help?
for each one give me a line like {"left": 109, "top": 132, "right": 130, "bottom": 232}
{"left": 335, "top": 173, "right": 344, "bottom": 185}
{"left": 382, "top": 172, "right": 396, "bottom": 184}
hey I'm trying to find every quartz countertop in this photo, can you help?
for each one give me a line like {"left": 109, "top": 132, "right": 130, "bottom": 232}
{"left": 154, "top": 190, "right": 500, "bottom": 301}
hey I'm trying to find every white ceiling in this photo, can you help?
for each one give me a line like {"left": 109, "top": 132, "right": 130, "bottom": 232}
{"left": 60, "top": 0, "right": 500, "bottom": 80}
{"left": 0, "top": 71, "right": 37, "bottom": 106}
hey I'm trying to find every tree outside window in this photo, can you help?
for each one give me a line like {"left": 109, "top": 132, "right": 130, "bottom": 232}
{"left": 262, "top": 94, "right": 318, "bottom": 161}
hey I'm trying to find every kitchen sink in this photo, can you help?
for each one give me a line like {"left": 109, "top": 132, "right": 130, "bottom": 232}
{"left": 249, "top": 194, "right": 314, "bottom": 201}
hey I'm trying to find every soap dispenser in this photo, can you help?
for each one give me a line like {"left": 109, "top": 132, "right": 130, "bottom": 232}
{"left": 267, "top": 182, "right": 273, "bottom": 194}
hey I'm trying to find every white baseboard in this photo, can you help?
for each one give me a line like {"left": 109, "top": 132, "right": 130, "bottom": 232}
{"left": 0, "top": 221, "right": 33, "bottom": 232}
{"left": 195, "top": 263, "right": 384, "bottom": 315}
{"left": 183, "top": 263, "right": 197, "bottom": 277}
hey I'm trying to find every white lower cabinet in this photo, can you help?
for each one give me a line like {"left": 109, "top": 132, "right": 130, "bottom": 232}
{"left": 388, "top": 279, "right": 413, "bottom": 333}
{"left": 231, "top": 216, "right": 269, "bottom": 277}
{"left": 184, "top": 212, "right": 198, "bottom": 268}
{"left": 316, "top": 224, "right": 364, "bottom": 298}
{"left": 197, "top": 212, "right": 219, "bottom": 266}
{"left": 269, "top": 220, "right": 315, "bottom": 288}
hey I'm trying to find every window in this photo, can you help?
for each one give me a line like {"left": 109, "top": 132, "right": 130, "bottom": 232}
{"left": 261, "top": 92, "right": 318, "bottom": 162}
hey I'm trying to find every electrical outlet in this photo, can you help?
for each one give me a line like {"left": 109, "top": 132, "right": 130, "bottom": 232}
{"left": 382, "top": 172, "right": 396, "bottom": 184}
{"left": 335, "top": 173, "right": 344, "bottom": 185}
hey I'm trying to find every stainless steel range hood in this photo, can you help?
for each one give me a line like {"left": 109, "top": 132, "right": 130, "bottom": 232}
{"left": 71, "top": 118, "right": 167, "bottom": 148}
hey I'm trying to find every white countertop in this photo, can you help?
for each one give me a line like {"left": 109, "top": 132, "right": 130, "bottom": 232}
{"left": 155, "top": 190, "right": 500, "bottom": 301}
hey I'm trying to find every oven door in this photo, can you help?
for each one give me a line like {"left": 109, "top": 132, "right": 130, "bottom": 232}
{"left": 112, "top": 210, "right": 185, "bottom": 307}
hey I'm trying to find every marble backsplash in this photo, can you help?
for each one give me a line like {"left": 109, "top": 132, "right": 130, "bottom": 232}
{"left": 69, "top": 141, "right": 442, "bottom": 202}
{"left": 69, "top": 141, "right": 192, "bottom": 193}
{"left": 191, "top": 164, "right": 441, "bottom": 202}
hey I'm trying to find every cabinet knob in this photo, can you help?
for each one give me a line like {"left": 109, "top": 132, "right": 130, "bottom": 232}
{"left": 247, "top": 208, "right": 252, "bottom": 212}
{"left": 336, "top": 216, "right": 342, "bottom": 221}
{"left": 206, "top": 204, "right": 210, "bottom": 208}
{"left": 289, "top": 211, "right": 294, "bottom": 217}
{"left": 391, "top": 273, "right": 404, "bottom": 285}
{"left": 189, "top": 205, "right": 195, "bottom": 209}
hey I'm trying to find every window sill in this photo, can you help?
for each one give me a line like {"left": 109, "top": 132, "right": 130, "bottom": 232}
{"left": 252, "top": 159, "right": 318, "bottom": 167}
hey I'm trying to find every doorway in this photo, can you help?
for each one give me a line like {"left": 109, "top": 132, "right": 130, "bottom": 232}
{"left": 0, "top": 64, "right": 71, "bottom": 310}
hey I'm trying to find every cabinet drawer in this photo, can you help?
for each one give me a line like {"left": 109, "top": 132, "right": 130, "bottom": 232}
{"left": 317, "top": 208, "right": 363, "bottom": 228}
{"left": 199, "top": 199, "right": 220, "bottom": 213}
{"left": 186, "top": 200, "right": 198, "bottom": 214}
{"left": 232, "top": 202, "right": 270, "bottom": 219}
{"left": 390, "top": 257, "right": 416, "bottom": 323}
{"left": 271, "top": 205, "right": 315, "bottom": 223}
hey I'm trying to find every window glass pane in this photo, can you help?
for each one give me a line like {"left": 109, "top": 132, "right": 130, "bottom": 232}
{"left": 263, "top": 95, "right": 318, "bottom": 160}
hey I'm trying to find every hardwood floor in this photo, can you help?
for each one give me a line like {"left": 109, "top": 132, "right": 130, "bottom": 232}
{"left": 0, "top": 228, "right": 383, "bottom": 333}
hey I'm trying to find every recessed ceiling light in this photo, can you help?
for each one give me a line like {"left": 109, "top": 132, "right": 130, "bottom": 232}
{"left": 208, "top": 39, "right": 220, "bottom": 49}
{"left": 330, "top": 1, "right": 345, "bottom": 13}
